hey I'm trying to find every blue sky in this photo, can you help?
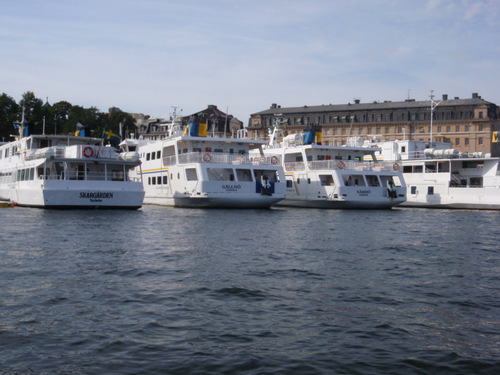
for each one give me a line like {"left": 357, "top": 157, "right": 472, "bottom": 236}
{"left": 1, "top": 0, "right": 499, "bottom": 124}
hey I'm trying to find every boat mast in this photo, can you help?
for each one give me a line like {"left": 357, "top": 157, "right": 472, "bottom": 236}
{"left": 429, "top": 90, "right": 442, "bottom": 148}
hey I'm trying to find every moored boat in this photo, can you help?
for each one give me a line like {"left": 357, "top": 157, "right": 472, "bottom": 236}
{"left": 365, "top": 138, "right": 500, "bottom": 209}
{"left": 254, "top": 123, "right": 406, "bottom": 209}
{"left": 0, "top": 127, "right": 145, "bottom": 209}
{"left": 120, "top": 114, "right": 286, "bottom": 208}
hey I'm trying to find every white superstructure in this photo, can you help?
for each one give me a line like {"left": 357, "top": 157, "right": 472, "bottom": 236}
{"left": 120, "top": 120, "right": 286, "bottom": 208}
{"left": 254, "top": 124, "right": 406, "bottom": 209}
{"left": 366, "top": 138, "right": 500, "bottom": 210}
{"left": 0, "top": 133, "right": 145, "bottom": 209}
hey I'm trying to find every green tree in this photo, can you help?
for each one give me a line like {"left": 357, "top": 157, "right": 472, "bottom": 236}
{"left": 0, "top": 93, "right": 19, "bottom": 141}
{"left": 49, "top": 100, "right": 73, "bottom": 135}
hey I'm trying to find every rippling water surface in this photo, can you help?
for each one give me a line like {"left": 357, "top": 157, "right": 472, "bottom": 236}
{"left": 1, "top": 206, "right": 499, "bottom": 374}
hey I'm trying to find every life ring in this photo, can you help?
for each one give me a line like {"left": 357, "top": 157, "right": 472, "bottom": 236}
{"left": 337, "top": 161, "right": 345, "bottom": 170}
{"left": 393, "top": 163, "right": 400, "bottom": 171}
{"left": 83, "top": 146, "right": 94, "bottom": 158}
{"left": 415, "top": 151, "right": 420, "bottom": 158}
{"left": 271, "top": 156, "right": 279, "bottom": 165}
{"left": 203, "top": 153, "right": 212, "bottom": 162}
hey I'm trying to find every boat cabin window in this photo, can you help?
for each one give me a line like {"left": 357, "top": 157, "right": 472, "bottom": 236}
{"left": 427, "top": 186, "right": 434, "bottom": 195}
{"left": 320, "top": 174, "right": 334, "bottom": 186}
{"left": 344, "top": 174, "right": 366, "bottom": 186}
{"left": 236, "top": 169, "right": 253, "bottom": 181}
{"left": 146, "top": 153, "right": 151, "bottom": 161}
{"left": 214, "top": 149, "right": 223, "bottom": 153}
{"left": 286, "top": 180, "right": 293, "bottom": 188}
{"left": 151, "top": 152, "right": 156, "bottom": 160}
{"left": 470, "top": 177, "right": 483, "bottom": 187}
{"left": 403, "top": 166, "right": 412, "bottom": 173}
{"left": 411, "top": 186, "right": 417, "bottom": 194}
{"left": 193, "top": 147, "right": 202, "bottom": 152}
{"left": 186, "top": 168, "right": 198, "bottom": 181}
{"left": 238, "top": 150, "right": 246, "bottom": 155}
{"left": 254, "top": 169, "right": 279, "bottom": 183}
{"left": 366, "top": 175, "right": 380, "bottom": 186}
{"left": 207, "top": 168, "right": 233, "bottom": 181}
{"left": 413, "top": 165, "right": 423, "bottom": 173}
{"left": 156, "top": 151, "right": 161, "bottom": 159}
{"left": 425, "top": 163, "right": 437, "bottom": 173}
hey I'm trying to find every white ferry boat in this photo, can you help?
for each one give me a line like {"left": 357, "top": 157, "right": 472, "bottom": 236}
{"left": 254, "top": 124, "right": 406, "bottom": 209}
{"left": 366, "top": 138, "right": 500, "bottom": 209}
{"left": 0, "top": 131, "right": 145, "bottom": 209}
{"left": 120, "top": 118, "right": 286, "bottom": 208}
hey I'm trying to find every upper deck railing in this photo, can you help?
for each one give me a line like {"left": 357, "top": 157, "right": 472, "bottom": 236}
{"left": 162, "top": 152, "right": 279, "bottom": 167}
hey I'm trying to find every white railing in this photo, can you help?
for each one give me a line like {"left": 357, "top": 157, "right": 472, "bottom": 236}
{"left": 163, "top": 152, "right": 279, "bottom": 166}
{"left": 283, "top": 160, "right": 399, "bottom": 172}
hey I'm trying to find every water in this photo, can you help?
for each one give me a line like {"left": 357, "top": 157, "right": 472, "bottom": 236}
{"left": 1, "top": 206, "right": 499, "bottom": 374}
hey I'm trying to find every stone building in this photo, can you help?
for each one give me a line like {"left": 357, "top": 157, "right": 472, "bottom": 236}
{"left": 130, "top": 105, "right": 243, "bottom": 141}
{"left": 248, "top": 93, "right": 500, "bottom": 156}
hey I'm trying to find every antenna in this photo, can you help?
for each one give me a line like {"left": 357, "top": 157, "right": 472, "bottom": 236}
{"left": 429, "top": 90, "right": 442, "bottom": 147}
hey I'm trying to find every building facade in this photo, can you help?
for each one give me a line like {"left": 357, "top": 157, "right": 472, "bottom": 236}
{"left": 130, "top": 105, "right": 243, "bottom": 141}
{"left": 248, "top": 93, "right": 500, "bottom": 156}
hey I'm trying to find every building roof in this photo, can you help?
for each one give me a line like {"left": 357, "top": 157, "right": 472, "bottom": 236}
{"left": 252, "top": 95, "right": 494, "bottom": 116}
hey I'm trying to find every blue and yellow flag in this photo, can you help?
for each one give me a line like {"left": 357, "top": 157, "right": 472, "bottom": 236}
{"left": 102, "top": 127, "right": 121, "bottom": 142}
{"left": 493, "top": 131, "right": 499, "bottom": 143}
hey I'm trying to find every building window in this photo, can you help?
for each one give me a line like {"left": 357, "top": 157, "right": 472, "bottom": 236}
{"left": 376, "top": 127, "right": 381, "bottom": 134}
{"left": 446, "top": 126, "right": 451, "bottom": 132}
{"left": 465, "top": 138, "right": 469, "bottom": 146}
{"left": 397, "top": 127, "right": 402, "bottom": 133}
{"left": 455, "top": 138, "right": 460, "bottom": 146}
{"left": 419, "top": 127, "right": 425, "bottom": 133}
{"left": 411, "top": 113, "right": 417, "bottom": 121}
{"left": 342, "top": 129, "right": 346, "bottom": 135}
{"left": 386, "top": 113, "right": 392, "bottom": 121}
{"left": 479, "top": 112, "right": 484, "bottom": 118}
{"left": 479, "top": 125, "right": 483, "bottom": 131}
{"left": 479, "top": 137, "right": 483, "bottom": 145}
{"left": 410, "top": 126, "right": 415, "bottom": 133}
{"left": 385, "top": 128, "right": 390, "bottom": 134}
{"left": 396, "top": 113, "right": 404, "bottom": 121}
{"left": 376, "top": 114, "right": 383, "bottom": 122}
{"left": 359, "top": 128, "right": 363, "bottom": 135}
{"left": 455, "top": 126, "right": 460, "bottom": 132}
{"left": 465, "top": 125, "right": 469, "bottom": 132}
{"left": 437, "top": 126, "right": 442, "bottom": 132}
{"left": 419, "top": 113, "right": 426, "bottom": 121}
{"left": 334, "top": 129, "right": 338, "bottom": 135}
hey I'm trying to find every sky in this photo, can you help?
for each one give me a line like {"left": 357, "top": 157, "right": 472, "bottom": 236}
{"left": 1, "top": 0, "right": 499, "bottom": 124}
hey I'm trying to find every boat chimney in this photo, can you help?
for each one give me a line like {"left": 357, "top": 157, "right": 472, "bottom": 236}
{"left": 442, "top": 94, "right": 448, "bottom": 100}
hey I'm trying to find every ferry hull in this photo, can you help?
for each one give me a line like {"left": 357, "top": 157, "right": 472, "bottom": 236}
{"left": 143, "top": 195, "right": 283, "bottom": 209}
{"left": 13, "top": 181, "right": 144, "bottom": 209}
{"left": 276, "top": 197, "right": 404, "bottom": 209}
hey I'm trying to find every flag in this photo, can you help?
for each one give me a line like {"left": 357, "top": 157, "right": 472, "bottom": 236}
{"left": 102, "top": 127, "right": 121, "bottom": 142}
{"left": 75, "top": 122, "right": 87, "bottom": 137}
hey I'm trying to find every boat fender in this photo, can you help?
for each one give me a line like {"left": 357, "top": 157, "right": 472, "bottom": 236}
{"left": 393, "top": 163, "right": 400, "bottom": 171}
{"left": 271, "top": 156, "right": 279, "bottom": 165}
{"left": 337, "top": 161, "right": 345, "bottom": 170}
{"left": 203, "top": 153, "right": 212, "bottom": 162}
{"left": 83, "top": 146, "right": 94, "bottom": 158}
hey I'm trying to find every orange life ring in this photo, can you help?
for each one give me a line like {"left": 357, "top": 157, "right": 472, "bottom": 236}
{"left": 271, "top": 155, "right": 279, "bottom": 165}
{"left": 337, "top": 161, "right": 345, "bottom": 170}
{"left": 83, "top": 146, "right": 94, "bottom": 158}
{"left": 203, "top": 153, "right": 212, "bottom": 162}
{"left": 393, "top": 163, "right": 400, "bottom": 171}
